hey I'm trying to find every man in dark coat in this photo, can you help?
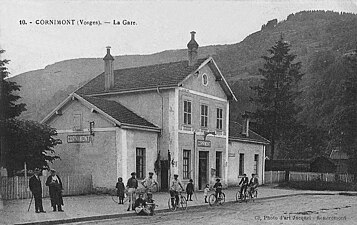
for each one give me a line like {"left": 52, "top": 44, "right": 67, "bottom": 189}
{"left": 29, "top": 168, "right": 46, "bottom": 213}
{"left": 45, "top": 169, "right": 64, "bottom": 212}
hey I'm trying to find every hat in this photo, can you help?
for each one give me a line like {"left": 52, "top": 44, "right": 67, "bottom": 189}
{"left": 174, "top": 174, "right": 179, "bottom": 177}
{"left": 149, "top": 172, "right": 154, "bottom": 175}
{"left": 131, "top": 172, "right": 136, "bottom": 175}
{"left": 50, "top": 169, "right": 56, "bottom": 172}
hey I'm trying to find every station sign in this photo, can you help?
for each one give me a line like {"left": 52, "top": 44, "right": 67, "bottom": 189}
{"left": 67, "top": 135, "right": 91, "bottom": 143}
{"left": 197, "top": 140, "right": 211, "bottom": 147}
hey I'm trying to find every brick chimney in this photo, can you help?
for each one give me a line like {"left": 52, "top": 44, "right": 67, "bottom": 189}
{"left": 187, "top": 31, "right": 199, "bottom": 66}
{"left": 242, "top": 113, "right": 250, "bottom": 137}
{"left": 103, "top": 46, "right": 114, "bottom": 91}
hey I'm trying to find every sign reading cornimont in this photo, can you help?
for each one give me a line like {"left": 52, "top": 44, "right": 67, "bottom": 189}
{"left": 197, "top": 140, "right": 211, "bottom": 147}
{"left": 67, "top": 135, "right": 91, "bottom": 143}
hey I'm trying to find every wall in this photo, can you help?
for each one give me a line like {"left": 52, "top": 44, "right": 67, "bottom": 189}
{"left": 124, "top": 129, "right": 158, "bottom": 183}
{"left": 104, "top": 90, "right": 172, "bottom": 160}
{"left": 178, "top": 133, "right": 227, "bottom": 189}
{"left": 182, "top": 64, "right": 227, "bottom": 100}
{"left": 228, "top": 141, "right": 265, "bottom": 186}
{"left": 47, "top": 100, "right": 118, "bottom": 188}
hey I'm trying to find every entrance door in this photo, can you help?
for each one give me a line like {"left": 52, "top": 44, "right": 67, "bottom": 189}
{"left": 198, "top": 151, "right": 209, "bottom": 190}
{"left": 160, "top": 160, "right": 169, "bottom": 191}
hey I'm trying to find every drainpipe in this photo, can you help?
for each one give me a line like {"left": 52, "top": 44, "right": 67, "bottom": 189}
{"left": 156, "top": 87, "right": 164, "bottom": 190}
{"left": 193, "top": 130, "right": 196, "bottom": 190}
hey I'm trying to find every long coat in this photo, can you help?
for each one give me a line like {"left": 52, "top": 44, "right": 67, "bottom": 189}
{"left": 29, "top": 175, "right": 42, "bottom": 197}
{"left": 45, "top": 175, "right": 64, "bottom": 206}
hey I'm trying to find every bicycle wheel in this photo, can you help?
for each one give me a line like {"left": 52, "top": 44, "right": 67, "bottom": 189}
{"left": 208, "top": 194, "right": 216, "bottom": 206}
{"left": 218, "top": 193, "right": 225, "bottom": 205}
{"left": 235, "top": 191, "right": 240, "bottom": 202}
{"left": 180, "top": 196, "right": 187, "bottom": 210}
{"left": 246, "top": 190, "right": 252, "bottom": 202}
{"left": 168, "top": 197, "right": 177, "bottom": 211}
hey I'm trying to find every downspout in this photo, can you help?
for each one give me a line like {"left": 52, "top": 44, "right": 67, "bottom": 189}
{"left": 156, "top": 87, "right": 164, "bottom": 190}
{"left": 193, "top": 130, "right": 196, "bottom": 190}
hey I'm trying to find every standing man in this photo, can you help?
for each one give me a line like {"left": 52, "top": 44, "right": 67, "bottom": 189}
{"left": 29, "top": 168, "right": 46, "bottom": 213}
{"left": 126, "top": 172, "right": 138, "bottom": 211}
{"left": 141, "top": 172, "right": 158, "bottom": 194}
{"left": 45, "top": 169, "right": 64, "bottom": 212}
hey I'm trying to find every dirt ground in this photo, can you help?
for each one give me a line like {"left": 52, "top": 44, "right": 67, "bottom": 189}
{"left": 70, "top": 195, "right": 356, "bottom": 225}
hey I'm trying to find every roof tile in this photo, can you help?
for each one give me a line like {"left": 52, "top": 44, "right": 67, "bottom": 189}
{"left": 76, "top": 58, "right": 208, "bottom": 95}
{"left": 229, "top": 121, "right": 270, "bottom": 144}
{"left": 80, "top": 95, "right": 157, "bottom": 128}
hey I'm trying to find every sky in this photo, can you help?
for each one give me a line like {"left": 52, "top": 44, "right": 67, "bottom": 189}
{"left": 0, "top": 0, "right": 357, "bottom": 77}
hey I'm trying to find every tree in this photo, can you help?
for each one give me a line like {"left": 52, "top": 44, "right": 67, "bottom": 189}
{"left": 0, "top": 49, "right": 26, "bottom": 118}
{"left": 0, "top": 49, "right": 60, "bottom": 176}
{"left": 0, "top": 119, "right": 61, "bottom": 176}
{"left": 251, "top": 36, "right": 304, "bottom": 159}
{"left": 330, "top": 49, "right": 357, "bottom": 172}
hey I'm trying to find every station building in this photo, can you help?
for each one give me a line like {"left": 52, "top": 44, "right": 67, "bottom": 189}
{"left": 42, "top": 32, "right": 269, "bottom": 190}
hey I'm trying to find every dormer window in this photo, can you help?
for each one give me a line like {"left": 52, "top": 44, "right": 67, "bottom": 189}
{"left": 202, "top": 73, "right": 208, "bottom": 86}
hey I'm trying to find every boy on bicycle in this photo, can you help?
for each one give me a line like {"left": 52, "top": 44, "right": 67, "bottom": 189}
{"left": 248, "top": 173, "right": 259, "bottom": 197}
{"left": 213, "top": 178, "right": 222, "bottom": 199}
{"left": 238, "top": 174, "right": 249, "bottom": 199}
{"left": 170, "top": 174, "right": 184, "bottom": 207}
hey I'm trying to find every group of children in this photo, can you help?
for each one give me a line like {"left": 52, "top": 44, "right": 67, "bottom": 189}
{"left": 115, "top": 177, "right": 156, "bottom": 216}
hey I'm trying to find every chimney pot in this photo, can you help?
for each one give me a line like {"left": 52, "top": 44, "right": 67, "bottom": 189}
{"left": 103, "top": 47, "right": 114, "bottom": 91}
{"left": 242, "top": 113, "right": 250, "bottom": 137}
{"left": 187, "top": 31, "right": 199, "bottom": 66}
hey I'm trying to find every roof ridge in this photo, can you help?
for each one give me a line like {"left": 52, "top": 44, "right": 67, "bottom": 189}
{"left": 111, "top": 57, "right": 209, "bottom": 72}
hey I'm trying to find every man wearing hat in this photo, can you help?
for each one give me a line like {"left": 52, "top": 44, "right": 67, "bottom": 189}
{"left": 126, "top": 172, "right": 138, "bottom": 211}
{"left": 169, "top": 174, "right": 184, "bottom": 208}
{"left": 141, "top": 172, "right": 158, "bottom": 194}
{"left": 45, "top": 169, "right": 64, "bottom": 212}
{"left": 29, "top": 168, "right": 46, "bottom": 213}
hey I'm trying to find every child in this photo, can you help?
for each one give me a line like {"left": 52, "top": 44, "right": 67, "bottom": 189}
{"left": 186, "top": 179, "right": 194, "bottom": 201}
{"left": 203, "top": 184, "right": 210, "bottom": 203}
{"left": 115, "top": 177, "right": 125, "bottom": 204}
{"left": 145, "top": 192, "right": 155, "bottom": 216}
{"left": 213, "top": 178, "right": 222, "bottom": 198}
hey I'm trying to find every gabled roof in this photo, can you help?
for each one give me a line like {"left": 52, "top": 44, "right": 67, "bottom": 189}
{"left": 228, "top": 121, "right": 270, "bottom": 145}
{"left": 41, "top": 93, "right": 159, "bottom": 132}
{"left": 76, "top": 57, "right": 236, "bottom": 100}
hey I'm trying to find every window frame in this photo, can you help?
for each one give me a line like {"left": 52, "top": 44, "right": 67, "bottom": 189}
{"left": 239, "top": 153, "right": 244, "bottom": 176}
{"left": 216, "top": 151, "right": 223, "bottom": 178}
{"left": 216, "top": 107, "right": 223, "bottom": 130}
{"left": 202, "top": 73, "right": 208, "bottom": 86}
{"left": 183, "top": 99, "right": 192, "bottom": 126}
{"left": 254, "top": 154, "right": 259, "bottom": 175}
{"left": 200, "top": 104, "right": 208, "bottom": 128}
{"left": 183, "top": 150, "right": 191, "bottom": 179}
{"left": 73, "top": 113, "right": 82, "bottom": 131}
{"left": 136, "top": 148, "right": 146, "bottom": 179}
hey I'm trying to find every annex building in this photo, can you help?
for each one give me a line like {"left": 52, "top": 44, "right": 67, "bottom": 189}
{"left": 42, "top": 32, "right": 269, "bottom": 190}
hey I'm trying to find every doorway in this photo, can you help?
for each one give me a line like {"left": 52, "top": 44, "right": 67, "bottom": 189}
{"left": 198, "top": 151, "right": 209, "bottom": 190}
{"left": 160, "top": 160, "right": 169, "bottom": 191}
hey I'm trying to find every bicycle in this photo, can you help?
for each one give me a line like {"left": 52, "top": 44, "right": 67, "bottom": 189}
{"left": 208, "top": 191, "right": 225, "bottom": 206}
{"left": 247, "top": 187, "right": 258, "bottom": 202}
{"left": 235, "top": 185, "right": 248, "bottom": 203}
{"left": 168, "top": 191, "right": 187, "bottom": 211}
